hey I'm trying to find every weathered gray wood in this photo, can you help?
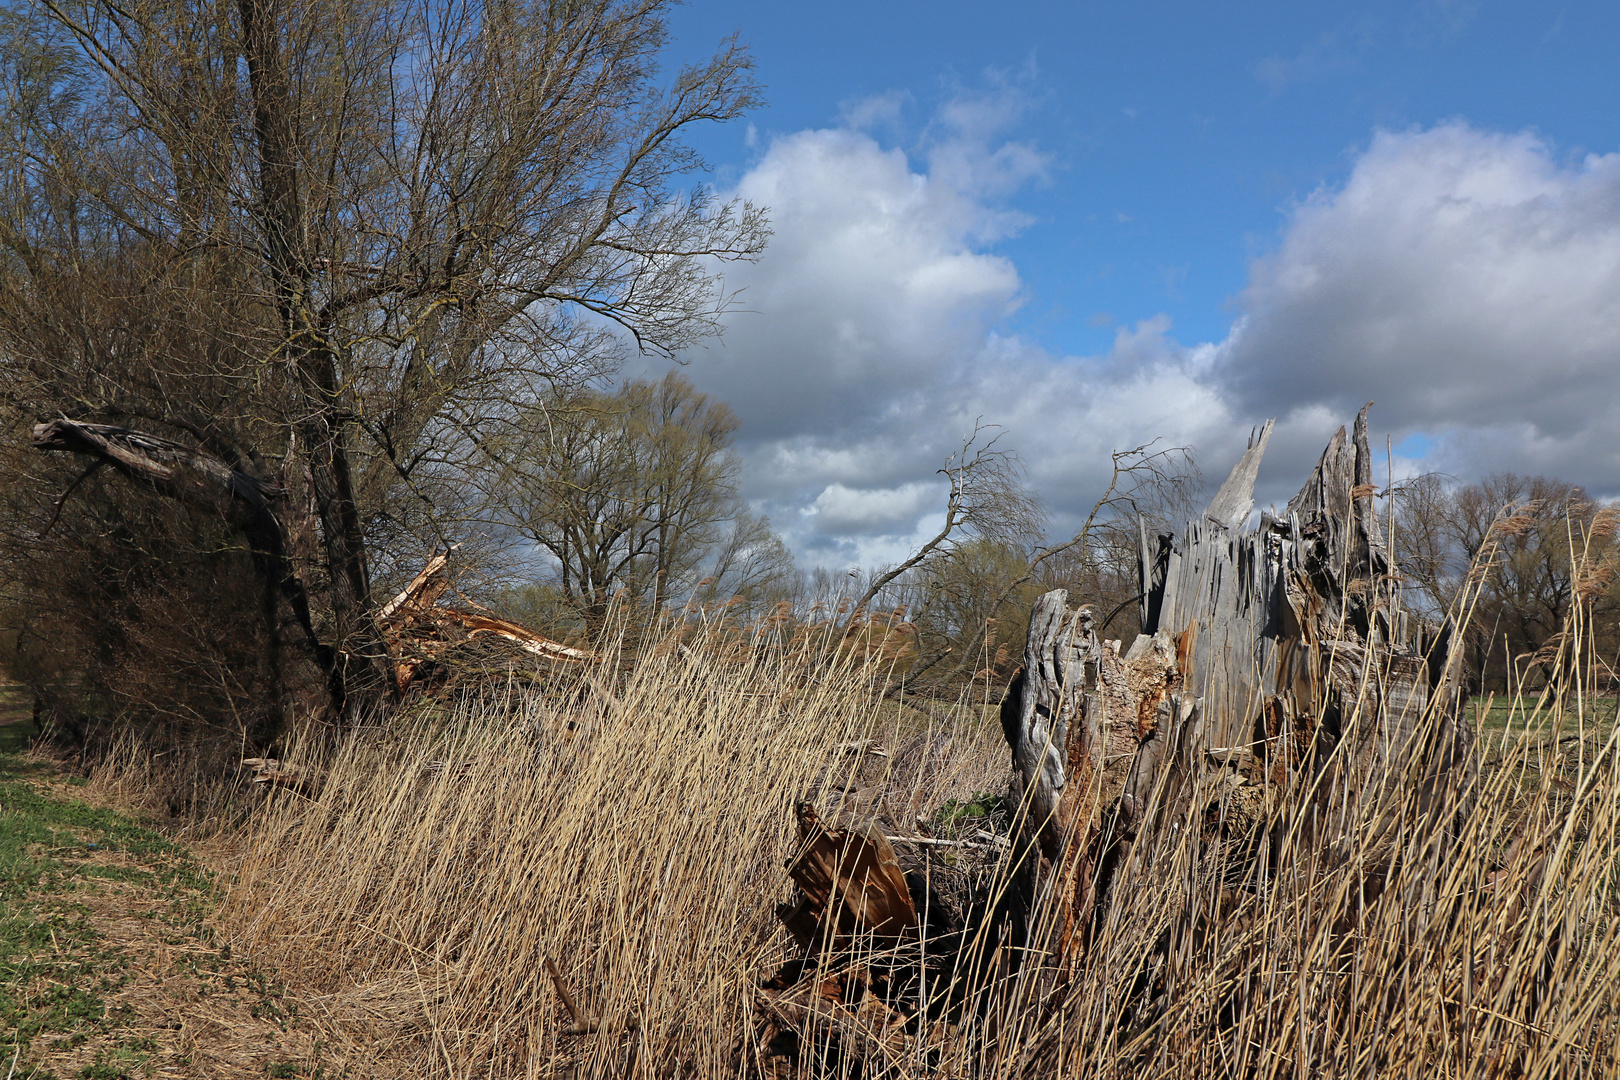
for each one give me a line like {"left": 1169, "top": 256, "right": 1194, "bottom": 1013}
{"left": 1204, "top": 418, "right": 1274, "bottom": 530}
{"left": 1004, "top": 591, "right": 1094, "bottom": 859}
{"left": 1005, "top": 403, "right": 1476, "bottom": 972}
{"left": 1137, "top": 515, "right": 1156, "bottom": 632}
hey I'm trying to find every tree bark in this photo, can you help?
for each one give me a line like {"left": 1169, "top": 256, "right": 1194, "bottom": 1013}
{"left": 1000, "top": 403, "right": 1476, "bottom": 973}
{"left": 239, "top": 0, "right": 393, "bottom": 719}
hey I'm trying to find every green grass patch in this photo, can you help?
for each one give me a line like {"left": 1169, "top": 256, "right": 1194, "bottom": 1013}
{"left": 1470, "top": 692, "right": 1618, "bottom": 746}
{"left": 0, "top": 722, "right": 163, "bottom": 1074}
{"left": 0, "top": 710, "right": 300, "bottom": 1076}
{"left": 933, "top": 790, "right": 1008, "bottom": 832}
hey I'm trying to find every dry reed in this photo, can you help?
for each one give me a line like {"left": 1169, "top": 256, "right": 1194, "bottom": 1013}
{"left": 215, "top": 564, "right": 1620, "bottom": 1077}
{"left": 221, "top": 634, "right": 1004, "bottom": 1076}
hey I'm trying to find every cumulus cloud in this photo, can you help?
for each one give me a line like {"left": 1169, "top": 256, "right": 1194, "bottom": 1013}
{"left": 668, "top": 92, "right": 1282, "bottom": 564}
{"left": 663, "top": 93, "right": 1059, "bottom": 564}
{"left": 807, "top": 480, "right": 940, "bottom": 535}
{"left": 672, "top": 112, "right": 1620, "bottom": 569}
{"left": 1217, "top": 123, "right": 1620, "bottom": 496}
{"left": 694, "top": 123, "right": 1025, "bottom": 447}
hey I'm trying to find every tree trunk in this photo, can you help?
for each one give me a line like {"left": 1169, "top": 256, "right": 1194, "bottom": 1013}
{"left": 1001, "top": 403, "right": 1476, "bottom": 974}
{"left": 239, "top": 0, "right": 393, "bottom": 720}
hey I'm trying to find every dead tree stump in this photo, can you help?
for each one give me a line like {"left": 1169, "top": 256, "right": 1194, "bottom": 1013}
{"left": 1002, "top": 403, "right": 1476, "bottom": 978}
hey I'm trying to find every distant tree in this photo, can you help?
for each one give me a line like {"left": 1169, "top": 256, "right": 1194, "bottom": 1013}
{"left": 689, "top": 507, "right": 799, "bottom": 615}
{"left": 904, "top": 537, "right": 1042, "bottom": 687}
{"left": 1393, "top": 472, "right": 1619, "bottom": 692}
{"left": 850, "top": 425, "right": 1046, "bottom": 618}
{"left": 499, "top": 371, "right": 793, "bottom": 628}
{"left": 873, "top": 435, "right": 1200, "bottom": 694}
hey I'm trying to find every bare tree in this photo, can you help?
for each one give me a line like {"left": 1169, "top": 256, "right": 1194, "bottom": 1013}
{"left": 1393, "top": 472, "right": 1618, "bottom": 691}
{"left": 890, "top": 439, "right": 1201, "bottom": 693}
{"left": 1025, "top": 440, "right": 1204, "bottom": 632}
{"left": 689, "top": 507, "right": 798, "bottom": 617}
{"left": 1, "top": 0, "right": 767, "bottom": 723}
{"left": 498, "top": 371, "right": 787, "bottom": 627}
{"left": 849, "top": 424, "right": 1046, "bottom": 620}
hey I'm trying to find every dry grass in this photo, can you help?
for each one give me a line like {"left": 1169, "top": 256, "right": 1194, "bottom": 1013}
{"left": 0, "top": 717, "right": 403, "bottom": 1079}
{"left": 1044, "top": 697, "right": 1620, "bottom": 1078}
{"left": 197, "top": 595, "right": 1620, "bottom": 1077}
{"left": 218, "top": 638, "right": 1005, "bottom": 1076}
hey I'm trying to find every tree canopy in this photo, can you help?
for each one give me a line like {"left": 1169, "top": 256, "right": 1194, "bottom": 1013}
{"left": 497, "top": 370, "right": 795, "bottom": 627}
{"left": 0, "top": 0, "right": 767, "bottom": 732}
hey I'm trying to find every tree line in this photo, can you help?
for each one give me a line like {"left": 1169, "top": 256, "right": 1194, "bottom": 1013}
{"left": 1393, "top": 472, "right": 1619, "bottom": 695}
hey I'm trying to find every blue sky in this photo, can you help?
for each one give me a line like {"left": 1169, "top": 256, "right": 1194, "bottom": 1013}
{"left": 645, "top": 2, "right": 1620, "bottom": 566}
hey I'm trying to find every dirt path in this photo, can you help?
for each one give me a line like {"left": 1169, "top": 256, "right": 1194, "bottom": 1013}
{"left": 0, "top": 705, "right": 382, "bottom": 1079}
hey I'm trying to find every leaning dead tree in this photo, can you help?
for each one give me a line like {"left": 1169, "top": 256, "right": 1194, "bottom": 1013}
{"left": 763, "top": 405, "right": 1492, "bottom": 1072}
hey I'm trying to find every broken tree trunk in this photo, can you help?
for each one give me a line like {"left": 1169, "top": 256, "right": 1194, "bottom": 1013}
{"left": 758, "top": 406, "right": 1488, "bottom": 1070}
{"left": 31, "top": 419, "right": 346, "bottom": 715}
{"left": 775, "top": 801, "right": 918, "bottom": 951}
{"left": 1001, "top": 403, "right": 1475, "bottom": 976}
{"left": 376, "top": 551, "right": 596, "bottom": 692}
{"left": 999, "top": 592, "right": 1182, "bottom": 980}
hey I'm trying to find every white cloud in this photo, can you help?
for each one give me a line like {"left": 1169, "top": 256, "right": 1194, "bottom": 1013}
{"left": 694, "top": 124, "right": 1024, "bottom": 445}
{"left": 671, "top": 114, "right": 1620, "bottom": 570}
{"left": 839, "top": 90, "right": 910, "bottom": 134}
{"left": 670, "top": 92, "right": 1257, "bottom": 565}
{"left": 1253, "top": 21, "right": 1375, "bottom": 96}
{"left": 806, "top": 480, "right": 941, "bottom": 535}
{"left": 1216, "top": 123, "right": 1620, "bottom": 498}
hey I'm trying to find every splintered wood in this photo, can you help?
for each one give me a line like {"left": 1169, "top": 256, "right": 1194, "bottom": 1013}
{"left": 377, "top": 551, "right": 594, "bottom": 691}
{"left": 1001, "top": 402, "right": 1475, "bottom": 972}
{"left": 775, "top": 802, "right": 917, "bottom": 949}
{"left": 761, "top": 403, "right": 1483, "bottom": 1072}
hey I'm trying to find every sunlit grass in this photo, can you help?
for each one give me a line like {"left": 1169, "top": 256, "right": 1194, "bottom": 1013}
{"left": 194, "top": 532, "right": 1620, "bottom": 1078}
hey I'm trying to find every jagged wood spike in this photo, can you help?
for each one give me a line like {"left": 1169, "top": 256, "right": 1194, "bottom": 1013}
{"left": 1203, "top": 418, "right": 1274, "bottom": 530}
{"left": 1002, "top": 402, "right": 1475, "bottom": 978}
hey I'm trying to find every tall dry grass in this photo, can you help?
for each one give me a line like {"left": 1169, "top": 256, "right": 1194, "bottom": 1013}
{"left": 1009, "top": 684, "right": 1620, "bottom": 1079}
{"left": 220, "top": 632, "right": 1005, "bottom": 1076}
{"left": 984, "top": 520, "right": 1620, "bottom": 1078}
{"left": 216, "top": 560, "right": 1620, "bottom": 1077}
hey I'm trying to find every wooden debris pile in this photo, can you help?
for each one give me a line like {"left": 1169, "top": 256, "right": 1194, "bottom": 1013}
{"left": 760, "top": 404, "right": 1486, "bottom": 1068}
{"left": 376, "top": 551, "right": 594, "bottom": 693}
{"left": 757, "top": 800, "right": 1000, "bottom": 1075}
{"left": 239, "top": 757, "right": 319, "bottom": 798}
